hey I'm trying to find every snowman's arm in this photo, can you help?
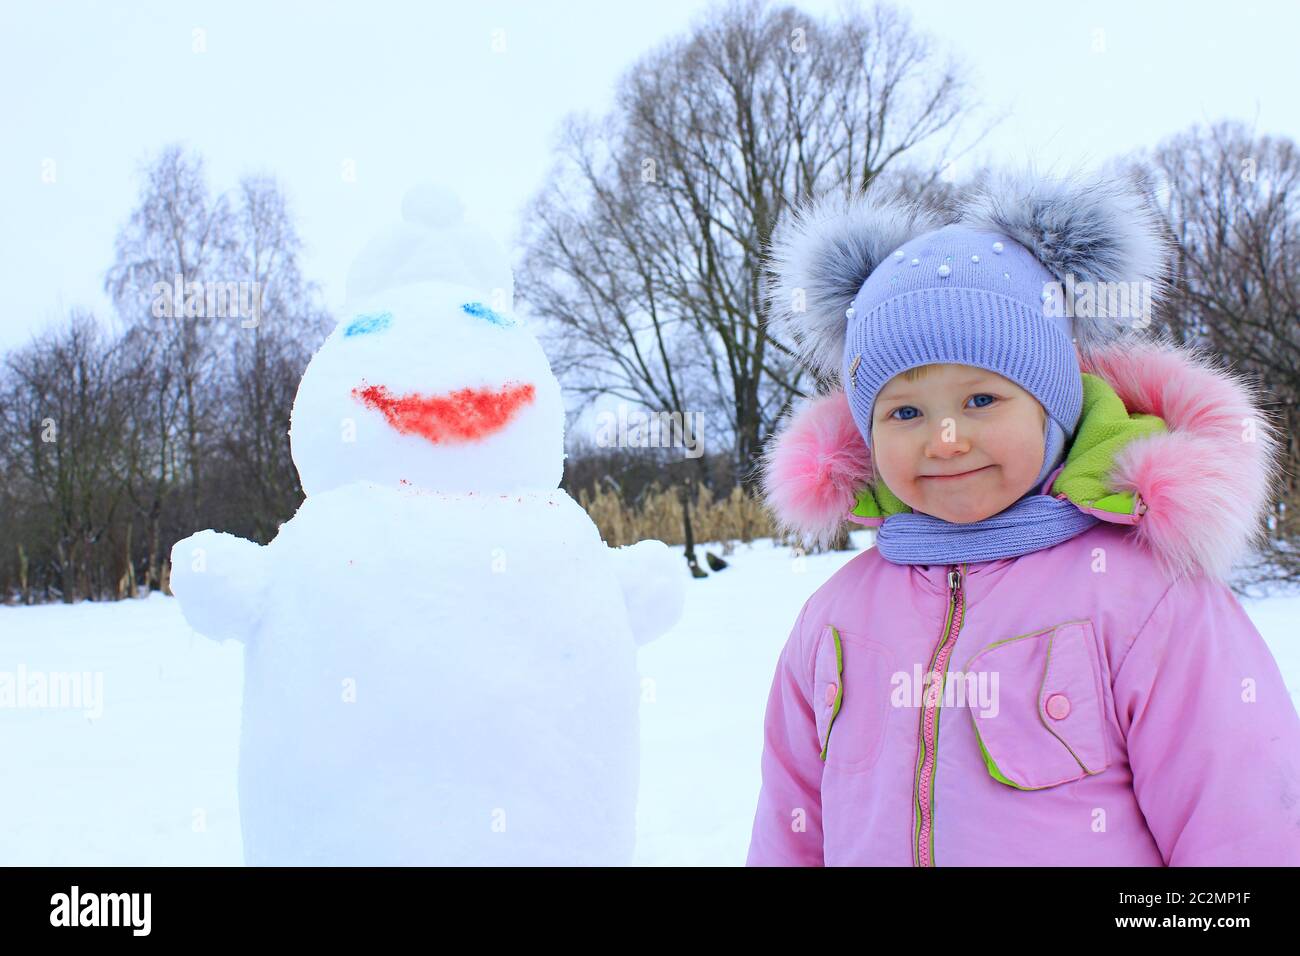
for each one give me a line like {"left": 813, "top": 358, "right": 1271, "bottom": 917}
{"left": 169, "top": 530, "right": 269, "bottom": 644}
{"left": 608, "top": 539, "right": 686, "bottom": 647}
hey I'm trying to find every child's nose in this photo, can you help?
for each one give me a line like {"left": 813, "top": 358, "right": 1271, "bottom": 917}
{"left": 924, "top": 421, "right": 970, "bottom": 458}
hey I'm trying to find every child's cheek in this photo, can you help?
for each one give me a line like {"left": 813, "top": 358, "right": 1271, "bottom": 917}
{"left": 876, "top": 441, "right": 924, "bottom": 507}
{"left": 997, "top": 425, "right": 1047, "bottom": 490}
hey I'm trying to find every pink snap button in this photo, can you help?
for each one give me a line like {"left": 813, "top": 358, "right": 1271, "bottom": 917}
{"left": 1045, "top": 693, "right": 1071, "bottom": 720}
{"left": 825, "top": 683, "right": 838, "bottom": 706}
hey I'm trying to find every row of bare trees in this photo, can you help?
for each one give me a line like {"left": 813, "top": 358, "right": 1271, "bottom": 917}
{"left": 0, "top": 146, "right": 329, "bottom": 603}
{"left": 2, "top": 0, "right": 1296, "bottom": 602}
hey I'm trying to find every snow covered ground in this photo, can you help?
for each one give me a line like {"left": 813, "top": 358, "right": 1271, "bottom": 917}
{"left": 2, "top": 531, "right": 1297, "bottom": 866}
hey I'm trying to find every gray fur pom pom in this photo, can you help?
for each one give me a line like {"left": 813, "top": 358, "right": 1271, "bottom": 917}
{"left": 957, "top": 168, "right": 1176, "bottom": 351}
{"left": 764, "top": 185, "right": 945, "bottom": 381}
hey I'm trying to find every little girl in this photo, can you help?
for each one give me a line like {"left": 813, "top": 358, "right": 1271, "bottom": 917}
{"left": 746, "top": 169, "right": 1300, "bottom": 866}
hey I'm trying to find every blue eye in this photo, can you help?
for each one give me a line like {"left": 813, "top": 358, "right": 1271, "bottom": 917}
{"left": 886, "top": 394, "right": 997, "bottom": 420}
{"left": 344, "top": 311, "right": 392, "bottom": 337}
{"left": 461, "top": 301, "right": 515, "bottom": 328}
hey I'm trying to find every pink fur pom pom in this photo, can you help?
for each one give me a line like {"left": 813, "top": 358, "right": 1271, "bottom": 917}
{"left": 760, "top": 390, "right": 872, "bottom": 551}
{"left": 1082, "top": 340, "right": 1282, "bottom": 583}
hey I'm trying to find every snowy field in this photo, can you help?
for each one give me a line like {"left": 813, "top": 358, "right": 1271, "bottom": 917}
{"left": 2, "top": 531, "right": 1298, "bottom": 866}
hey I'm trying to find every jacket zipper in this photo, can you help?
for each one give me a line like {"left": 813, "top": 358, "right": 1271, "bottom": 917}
{"left": 912, "top": 563, "right": 967, "bottom": 867}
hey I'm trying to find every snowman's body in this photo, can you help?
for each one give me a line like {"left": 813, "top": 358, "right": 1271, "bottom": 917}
{"left": 233, "top": 485, "right": 639, "bottom": 866}
{"left": 170, "top": 187, "right": 682, "bottom": 865}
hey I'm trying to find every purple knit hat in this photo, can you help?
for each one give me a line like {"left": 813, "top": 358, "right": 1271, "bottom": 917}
{"left": 844, "top": 222, "right": 1079, "bottom": 489}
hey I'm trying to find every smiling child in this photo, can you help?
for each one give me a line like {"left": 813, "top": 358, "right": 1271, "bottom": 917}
{"left": 746, "top": 169, "right": 1300, "bottom": 866}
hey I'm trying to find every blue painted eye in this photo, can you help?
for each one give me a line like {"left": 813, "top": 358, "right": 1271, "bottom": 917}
{"left": 461, "top": 301, "right": 515, "bottom": 328}
{"left": 344, "top": 311, "right": 392, "bottom": 337}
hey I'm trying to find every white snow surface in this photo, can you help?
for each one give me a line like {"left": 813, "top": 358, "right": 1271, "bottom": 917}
{"left": 2, "top": 531, "right": 1298, "bottom": 866}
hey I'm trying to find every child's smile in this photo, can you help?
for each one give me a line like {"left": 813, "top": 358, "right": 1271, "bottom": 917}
{"left": 871, "top": 363, "right": 1047, "bottom": 524}
{"left": 919, "top": 464, "right": 996, "bottom": 480}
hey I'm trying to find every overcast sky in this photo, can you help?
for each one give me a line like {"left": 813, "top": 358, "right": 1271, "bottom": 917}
{"left": 1, "top": 0, "right": 1294, "bottom": 356}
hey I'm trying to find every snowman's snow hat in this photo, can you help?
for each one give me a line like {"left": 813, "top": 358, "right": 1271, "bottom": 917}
{"left": 345, "top": 183, "right": 514, "bottom": 307}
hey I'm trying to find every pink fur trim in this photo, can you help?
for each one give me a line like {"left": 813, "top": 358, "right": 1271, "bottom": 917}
{"left": 759, "top": 390, "right": 873, "bottom": 550}
{"left": 761, "top": 340, "right": 1281, "bottom": 581}
{"left": 1080, "top": 341, "right": 1282, "bottom": 583}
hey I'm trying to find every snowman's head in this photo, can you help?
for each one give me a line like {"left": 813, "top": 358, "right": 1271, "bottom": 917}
{"left": 288, "top": 186, "right": 564, "bottom": 497}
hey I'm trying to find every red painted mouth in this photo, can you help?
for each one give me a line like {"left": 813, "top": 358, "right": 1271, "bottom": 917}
{"left": 351, "top": 380, "right": 535, "bottom": 445}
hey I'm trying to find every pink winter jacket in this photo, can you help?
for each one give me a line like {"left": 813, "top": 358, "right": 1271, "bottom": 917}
{"left": 747, "top": 341, "right": 1300, "bottom": 866}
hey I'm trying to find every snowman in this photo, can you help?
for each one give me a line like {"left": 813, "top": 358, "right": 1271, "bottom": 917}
{"left": 169, "top": 185, "right": 685, "bottom": 865}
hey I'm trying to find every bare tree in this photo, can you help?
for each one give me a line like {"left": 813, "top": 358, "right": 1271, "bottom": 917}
{"left": 214, "top": 174, "right": 330, "bottom": 541}
{"left": 0, "top": 313, "right": 134, "bottom": 601}
{"left": 104, "top": 144, "right": 238, "bottom": 587}
{"left": 1143, "top": 120, "right": 1300, "bottom": 582}
{"left": 518, "top": 0, "right": 991, "bottom": 564}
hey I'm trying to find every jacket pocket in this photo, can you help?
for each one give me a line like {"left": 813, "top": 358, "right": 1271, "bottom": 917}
{"left": 812, "top": 624, "right": 893, "bottom": 772}
{"left": 962, "top": 620, "right": 1110, "bottom": 790}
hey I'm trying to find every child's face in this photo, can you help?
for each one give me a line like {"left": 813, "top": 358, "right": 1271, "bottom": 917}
{"left": 870, "top": 364, "right": 1047, "bottom": 524}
